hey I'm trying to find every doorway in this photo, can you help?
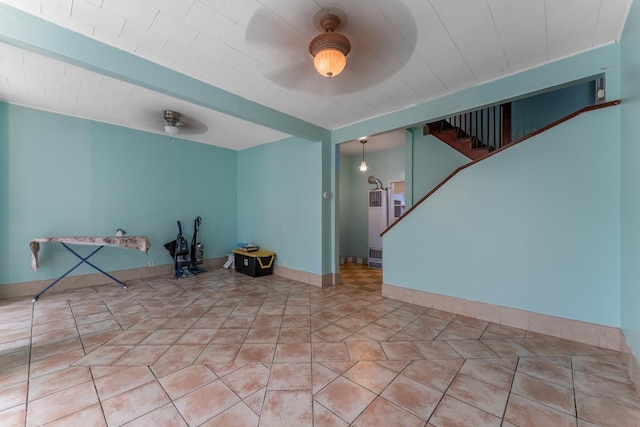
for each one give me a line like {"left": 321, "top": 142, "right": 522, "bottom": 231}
{"left": 388, "top": 180, "right": 406, "bottom": 224}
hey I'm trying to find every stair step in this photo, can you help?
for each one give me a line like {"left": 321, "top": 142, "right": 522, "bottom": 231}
{"left": 424, "top": 120, "right": 457, "bottom": 136}
{"left": 438, "top": 127, "right": 457, "bottom": 135}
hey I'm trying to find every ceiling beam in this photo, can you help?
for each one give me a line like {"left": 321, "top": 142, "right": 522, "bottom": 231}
{"left": 0, "top": 4, "right": 330, "bottom": 143}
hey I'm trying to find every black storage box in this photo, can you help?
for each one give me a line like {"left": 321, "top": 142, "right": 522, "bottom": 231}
{"left": 233, "top": 249, "right": 276, "bottom": 277}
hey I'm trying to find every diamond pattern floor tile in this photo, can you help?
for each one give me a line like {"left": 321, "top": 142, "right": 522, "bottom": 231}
{"left": 0, "top": 264, "right": 639, "bottom": 425}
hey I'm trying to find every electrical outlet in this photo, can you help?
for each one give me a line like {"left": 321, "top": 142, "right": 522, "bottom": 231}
{"left": 148, "top": 260, "right": 154, "bottom": 267}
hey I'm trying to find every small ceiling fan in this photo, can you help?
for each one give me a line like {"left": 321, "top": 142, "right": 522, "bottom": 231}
{"left": 158, "top": 109, "right": 208, "bottom": 141}
{"left": 163, "top": 110, "right": 183, "bottom": 137}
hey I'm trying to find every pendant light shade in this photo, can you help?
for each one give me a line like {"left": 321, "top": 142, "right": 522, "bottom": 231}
{"left": 164, "top": 124, "right": 179, "bottom": 136}
{"left": 312, "top": 46, "right": 348, "bottom": 78}
{"left": 358, "top": 139, "right": 369, "bottom": 172}
{"left": 309, "top": 13, "right": 351, "bottom": 78}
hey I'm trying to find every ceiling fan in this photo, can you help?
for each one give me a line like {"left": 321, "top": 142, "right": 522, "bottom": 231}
{"left": 157, "top": 109, "right": 208, "bottom": 141}
{"left": 163, "top": 110, "right": 183, "bottom": 137}
{"left": 245, "top": 3, "right": 417, "bottom": 95}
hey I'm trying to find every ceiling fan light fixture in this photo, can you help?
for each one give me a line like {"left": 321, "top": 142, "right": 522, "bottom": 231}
{"left": 163, "top": 110, "right": 182, "bottom": 139}
{"left": 309, "top": 13, "right": 351, "bottom": 78}
{"left": 313, "top": 46, "right": 348, "bottom": 78}
{"left": 164, "top": 124, "right": 179, "bottom": 136}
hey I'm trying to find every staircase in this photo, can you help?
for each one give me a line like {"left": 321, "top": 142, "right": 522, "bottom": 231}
{"left": 424, "top": 103, "right": 511, "bottom": 161}
{"left": 384, "top": 100, "right": 620, "bottom": 238}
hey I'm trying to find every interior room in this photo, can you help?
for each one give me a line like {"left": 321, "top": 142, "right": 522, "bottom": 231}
{"left": 2, "top": 1, "right": 640, "bottom": 425}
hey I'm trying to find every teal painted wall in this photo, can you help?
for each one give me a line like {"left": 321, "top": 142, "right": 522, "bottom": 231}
{"left": 0, "top": 104, "right": 8, "bottom": 285}
{"left": 321, "top": 139, "right": 334, "bottom": 274}
{"left": 0, "top": 104, "right": 237, "bottom": 285}
{"left": 621, "top": 0, "right": 640, "bottom": 366}
{"left": 384, "top": 107, "right": 621, "bottom": 327}
{"left": 410, "top": 129, "right": 470, "bottom": 203}
{"left": 511, "top": 82, "right": 594, "bottom": 140}
{"left": 338, "top": 150, "right": 353, "bottom": 260}
{"left": 237, "top": 137, "right": 323, "bottom": 274}
{"left": 338, "top": 147, "right": 405, "bottom": 259}
{"left": 339, "top": 154, "right": 368, "bottom": 259}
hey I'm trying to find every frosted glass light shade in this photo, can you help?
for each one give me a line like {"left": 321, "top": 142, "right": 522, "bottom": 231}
{"left": 313, "top": 48, "right": 347, "bottom": 78}
{"left": 164, "top": 124, "right": 179, "bottom": 136}
{"left": 358, "top": 161, "right": 369, "bottom": 172}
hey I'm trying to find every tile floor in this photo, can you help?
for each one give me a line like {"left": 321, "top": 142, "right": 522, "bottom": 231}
{"left": 1, "top": 263, "right": 640, "bottom": 426}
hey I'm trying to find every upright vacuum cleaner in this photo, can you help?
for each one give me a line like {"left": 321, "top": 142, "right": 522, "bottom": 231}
{"left": 190, "top": 216, "right": 206, "bottom": 273}
{"left": 164, "top": 220, "right": 193, "bottom": 278}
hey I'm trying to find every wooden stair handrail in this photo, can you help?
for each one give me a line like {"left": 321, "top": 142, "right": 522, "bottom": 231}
{"left": 381, "top": 100, "right": 621, "bottom": 237}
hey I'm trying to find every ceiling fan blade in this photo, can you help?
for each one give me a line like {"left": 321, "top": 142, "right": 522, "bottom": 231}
{"left": 344, "top": 1, "right": 417, "bottom": 75}
{"left": 246, "top": 7, "right": 307, "bottom": 55}
{"left": 264, "top": 63, "right": 315, "bottom": 91}
{"left": 178, "top": 116, "right": 208, "bottom": 135}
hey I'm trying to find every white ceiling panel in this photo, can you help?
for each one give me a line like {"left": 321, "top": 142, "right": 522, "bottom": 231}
{"left": 102, "top": 0, "right": 159, "bottom": 29}
{"left": 502, "top": 34, "right": 549, "bottom": 73}
{"left": 184, "top": 2, "right": 234, "bottom": 39}
{"left": 0, "top": 0, "right": 632, "bottom": 150}
{"left": 74, "top": 2, "right": 125, "bottom": 40}
{"left": 149, "top": 11, "right": 199, "bottom": 45}
{"left": 217, "top": 0, "right": 260, "bottom": 27}
{"left": 0, "top": 41, "right": 289, "bottom": 149}
{"left": 141, "top": 0, "right": 193, "bottom": 19}
{"left": 340, "top": 130, "right": 407, "bottom": 155}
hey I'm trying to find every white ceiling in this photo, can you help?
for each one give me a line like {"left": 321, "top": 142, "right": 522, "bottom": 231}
{"left": 339, "top": 130, "right": 407, "bottom": 156}
{"left": 0, "top": 0, "right": 632, "bottom": 151}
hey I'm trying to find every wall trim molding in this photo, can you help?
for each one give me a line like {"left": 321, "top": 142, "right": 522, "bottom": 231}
{"left": 621, "top": 336, "right": 640, "bottom": 392}
{"left": 383, "top": 283, "right": 639, "bottom": 390}
{"left": 0, "top": 258, "right": 226, "bottom": 300}
{"left": 0, "top": 260, "right": 337, "bottom": 300}
{"left": 340, "top": 257, "right": 368, "bottom": 265}
{"left": 272, "top": 265, "right": 334, "bottom": 288}
{"left": 383, "top": 283, "right": 621, "bottom": 349}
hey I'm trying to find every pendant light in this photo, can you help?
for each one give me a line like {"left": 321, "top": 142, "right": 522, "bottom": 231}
{"left": 358, "top": 139, "right": 369, "bottom": 172}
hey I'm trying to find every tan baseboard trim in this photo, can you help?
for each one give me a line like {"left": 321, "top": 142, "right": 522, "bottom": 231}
{"left": 383, "top": 283, "right": 640, "bottom": 392}
{"left": 340, "top": 257, "right": 368, "bottom": 265}
{"left": 272, "top": 266, "right": 334, "bottom": 288}
{"left": 0, "top": 257, "right": 226, "bottom": 300}
{"left": 620, "top": 335, "right": 640, "bottom": 391}
{"left": 382, "top": 283, "right": 622, "bottom": 351}
{"left": 333, "top": 272, "right": 341, "bottom": 286}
